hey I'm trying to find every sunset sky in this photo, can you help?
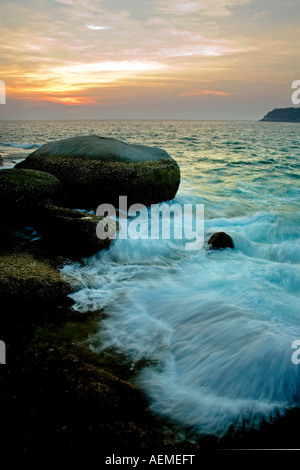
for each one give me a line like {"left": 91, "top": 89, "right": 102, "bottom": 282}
{"left": 0, "top": 0, "right": 299, "bottom": 120}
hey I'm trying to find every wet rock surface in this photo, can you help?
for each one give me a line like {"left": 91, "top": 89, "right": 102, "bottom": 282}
{"left": 208, "top": 232, "right": 234, "bottom": 250}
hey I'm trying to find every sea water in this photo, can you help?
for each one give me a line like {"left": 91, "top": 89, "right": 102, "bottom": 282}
{"left": 1, "top": 119, "right": 300, "bottom": 436}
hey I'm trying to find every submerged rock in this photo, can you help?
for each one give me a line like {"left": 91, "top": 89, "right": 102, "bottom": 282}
{"left": 208, "top": 232, "right": 234, "bottom": 250}
{"left": 16, "top": 135, "right": 181, "bottom": 208}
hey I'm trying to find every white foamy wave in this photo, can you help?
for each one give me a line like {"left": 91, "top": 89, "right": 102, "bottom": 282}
{"left": 232, "top": 233, "right": 300, "bottom": 265}
{"left": 56, "top": 119, "right": 300, "bottom": 438}
{"left": 0, "top": 141, "right": 40, "bottom": 150}
{"left": 62, "top": 229, "right": 300, "bottom": 436}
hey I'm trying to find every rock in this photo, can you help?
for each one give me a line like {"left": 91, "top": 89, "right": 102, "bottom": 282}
{"left": 2, "top": 352, "right": 200, "bottom": 457}
{"left": 35, "top": 205, "right": 116, "bottom": 256}
{"left": 0, "top": 169, "right": 115, "bottom": 256}
{"left": 0, "top": 168, "right": 65, "bottom": 225}
{"left": 44, "top": 355, "right": 147, "bottom": 415}
{"left": 16, "top": 135, "right": 181, "bottom": 208}
{"left": 0, "top": 252, "right": 74, "bottom": 312}
{"left": 208, "top": 232, "right": 234, "bottom": 250}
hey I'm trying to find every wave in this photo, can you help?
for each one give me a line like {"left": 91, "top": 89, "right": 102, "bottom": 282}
{"left": 0, "top": 141, "right": 41, "bottom": 150}
{"left": 62, "top": 211, "right": 300, "bottom": 436}
{"left": 48, "top": 119, "right": 300, "bottom": 439}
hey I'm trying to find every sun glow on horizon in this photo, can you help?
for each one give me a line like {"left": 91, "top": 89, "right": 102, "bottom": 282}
{"left": 0, "top": 0, "right": 299, "bottom": 118}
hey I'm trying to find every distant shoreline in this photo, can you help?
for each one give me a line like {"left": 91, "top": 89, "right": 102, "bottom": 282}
{"left": 260, "top": 107, "right": 300, "bottom": 122}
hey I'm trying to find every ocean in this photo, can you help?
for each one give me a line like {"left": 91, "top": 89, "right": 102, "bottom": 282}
{"left": 1, "top": 119, "right": 300, "bottom": 437}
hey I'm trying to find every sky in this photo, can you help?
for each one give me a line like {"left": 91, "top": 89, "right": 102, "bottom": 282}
{"left": 0, "top": 0, "right": 300, "bottom": 120}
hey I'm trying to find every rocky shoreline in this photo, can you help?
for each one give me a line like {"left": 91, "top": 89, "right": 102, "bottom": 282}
{"left": 0, "top": 135, "right": 299, "bottom": 459}
{"left": 0, "top": 135, "right": 197, "bottom": 458}
{"left": 0, "top": 226, "right": 202, "bottom": 458}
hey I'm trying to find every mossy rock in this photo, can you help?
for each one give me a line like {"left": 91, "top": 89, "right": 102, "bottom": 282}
{"left": 43, "top": 355, "right": 147, "bottom": 414}
{"left": 0, "top": 252, "right": 73, "bottom": 311}
{"left": 0, "top": 168, "right": 65, "bottom": 225}
{"left": 35, "top": 205, "right": 116, "bottom": 256}
{"left": 16, "top": 135, "right": 181, "bottom": 209}
{"left": 5, "top": 352, "right": 200, "bottom": 457}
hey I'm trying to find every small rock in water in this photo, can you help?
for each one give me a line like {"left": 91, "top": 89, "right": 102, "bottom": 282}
{"left": 208, "top": 232, "right": 234, "bottom": 250}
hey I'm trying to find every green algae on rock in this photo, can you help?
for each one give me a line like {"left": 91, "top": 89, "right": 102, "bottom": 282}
{"left": 16, "top": 135, "right": 181, "bottom": 208}
{"left": 1, "top": 350, "right": 200, "bottom": 457}
{"left": 0, "top": 168, "right": 65, "bottom": 224}
{"left": 0, "top": 252, "right": 73, "bottom": 311}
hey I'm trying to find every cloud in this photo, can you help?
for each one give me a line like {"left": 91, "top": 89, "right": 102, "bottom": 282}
{"left": 179, "top": 89, "right": 232, "bottom": 96}
{"left": 0, "top": 0, "right": 299, "bottom": 118}
{"left": 151, "top": 0, "right": 250, "bottom": 16}
{"left": 157, "top": 38, "right": 248, "bottom": 58}
{"left": 86, "top": 24, "right": 110, "bottom": 30}
{"left": 52, "top": 60, "right": 167, "bottom": 75}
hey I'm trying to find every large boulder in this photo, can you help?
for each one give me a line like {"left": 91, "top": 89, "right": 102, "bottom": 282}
{"left": 0, "top": 168, "right": 65, "bottom": 225}
{"left": 16, "top": 135, "right": 181, "bottom": 209}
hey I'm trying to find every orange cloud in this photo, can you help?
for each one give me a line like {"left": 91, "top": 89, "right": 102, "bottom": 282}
{"left": 179, "top": 89, "right": 232, "bottom": 96}
{"left": 0, "top": 0, "right": 298, "bottom": 118}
